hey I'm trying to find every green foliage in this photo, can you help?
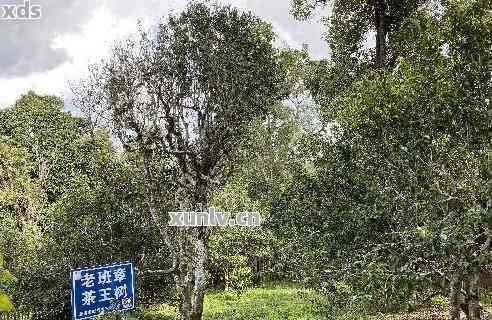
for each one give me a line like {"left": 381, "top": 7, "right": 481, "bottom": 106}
{"left": 209, "top": 178, "right": 280, "bottom": 291}
{"left": 277, "top": 0, "right": 491, "bottom": 313}
{"left": 1, "top": 0, "right": 491, "bottom": 318}
{"left": 207, "top": 96, "right": 321, "bottom": 289}
{"left": 0, "top": 141, "right": 43, "bottom": 217}
{"left": 165, "top": 3, "right": 284, "bottom": 122}
{"left": 229, "top": 263, "right": 253, "bottom": 293}
{"left": 94, "top": 2, "right": 287, "bottom": 180}
{"left": 0, "top": 252, "right": 15, "bottom": 312}
{"left": 293, "top": 0, "right": 425, "bottom": 66}
{"left": 0, "top": 93, "right": 176, "bottom": 318}
{"left": 0, "top": 91, "right": 87, "bottom": 202}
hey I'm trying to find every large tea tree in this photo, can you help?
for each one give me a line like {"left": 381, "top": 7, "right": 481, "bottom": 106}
{"left": 73, "top": 3, "right": 284, "bottom": 319}
{"left": 281, "top": 0, "right": 490, "bottom": 317}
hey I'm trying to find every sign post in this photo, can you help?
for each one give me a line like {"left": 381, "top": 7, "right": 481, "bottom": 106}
{"left": 71, "top": 262, "right": 136, "bottom": 320}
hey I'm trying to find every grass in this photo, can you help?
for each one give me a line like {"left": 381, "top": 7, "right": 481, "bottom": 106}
{"left": 119, "top": 285, "right": 492, "bottom": 320}
{"left": 137, "top": 282, "right": 325, "bottom": 320}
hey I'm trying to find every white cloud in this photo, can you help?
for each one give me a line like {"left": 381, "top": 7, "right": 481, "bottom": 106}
{"left": 0, "top": 0, "right": 329, "bottom": 109}
{"left": 0, "top": 5, "right": 144, "bottom": 108}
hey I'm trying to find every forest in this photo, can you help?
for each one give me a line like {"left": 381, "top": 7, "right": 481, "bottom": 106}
{"left": 0, "top": 0, "right": 490, "bottom": 319}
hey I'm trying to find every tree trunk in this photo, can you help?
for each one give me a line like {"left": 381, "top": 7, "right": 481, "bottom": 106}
{"left": 461, "top": 275, "right": 470, "bottom": 319}
{"left": 467, "top": 270, "right": 481, "bottom": 320}
{"left": 176, "top": 235, "right": 207, "bottom": 320}
{"left": 449, "top": 273, "right": 462, "bottom": 320}
{"left": 177, "top": 180, "right": 210, "bottom": 320}
{"left": 175, "top": 238, "right": 194, "bottom": 320}
{"left": 190, "top": 236, "right": 207, "bottom": 320}
{"left": 374, "top": 0, "right": 386, "bottom": 68}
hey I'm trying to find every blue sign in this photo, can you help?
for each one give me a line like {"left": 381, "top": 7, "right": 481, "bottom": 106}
{"left": 71, "top": 262, "right": 136, "bottom": 320}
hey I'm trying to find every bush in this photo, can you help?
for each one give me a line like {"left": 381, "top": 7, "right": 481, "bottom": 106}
{"left": 230, "top": 263, "right": 253, "bottom": 293}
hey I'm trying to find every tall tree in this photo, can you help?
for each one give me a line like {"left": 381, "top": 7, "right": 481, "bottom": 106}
{"left": 73, "top": 3, "right": 284, "bottom": 319}
{"left": 282, "top": 0, "right": 491, "bottom": 317}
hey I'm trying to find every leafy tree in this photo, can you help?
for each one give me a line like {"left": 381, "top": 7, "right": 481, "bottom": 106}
{"left": 0, "top": 91, "right": 87, "bottom": 203}
{"left": 281, "top": 0, "right": 491, "bottom": 318}
{"left": 0, "top": 93, "right": 177, "bottom": 318}
{"left": 0, "top": 139, "right": 45, "bottom": 316}
{"left": 73, "top": 3, "right": 285, "bottom": 319}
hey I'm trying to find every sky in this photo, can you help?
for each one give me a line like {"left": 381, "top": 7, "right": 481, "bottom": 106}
{"left": 0, "top": 0, "right": 329, "bottom": 109}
